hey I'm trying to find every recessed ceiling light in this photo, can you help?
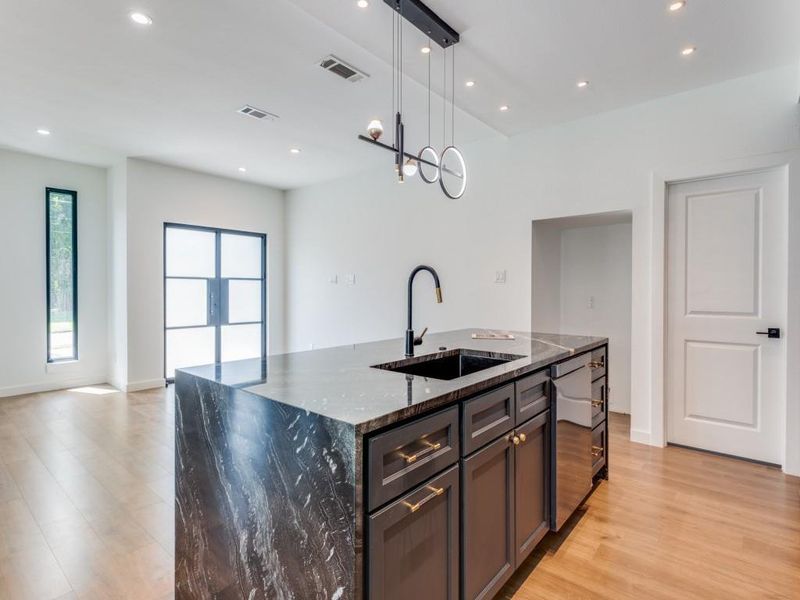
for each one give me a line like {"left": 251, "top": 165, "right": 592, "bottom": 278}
{"left": 290, "top": 148, "right": 301, "bottom": 154}
{"left": 465, "top": 80, "right": 475, "bottom": 87}
{"left": 356, "top": 0, "right": 369, "bottom": 8}
{"left": 421, "top": 46, "right": 431, "bottom": 54}
{"left": 499, "top": 105, "right": 509, "bottom": 112}
{"left": 37, "top": 128, "right": 51, "bottom": 136}
{"left": 238, "top": 167, "right": 247, "bottom": 173}
{"left": 681, "top": 46, "right": 696, "bottom": 56}
{"left": 129, "top": 12, "right": 153, "bottom": 25}
{"left": 577, "top": 80, "right": 589, "bottom": 88}
{"left": 669, "top": 1, "right": 686, "bottom": 11}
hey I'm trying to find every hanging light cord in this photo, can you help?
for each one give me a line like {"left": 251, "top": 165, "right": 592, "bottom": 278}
{"left": 442, "top": 45, "right": 447, "bottom": 149}
{"left": 426, "top": 38, "right": 431, "bottom": 146}
{"left": 391, "top": 9, "right": 395, "bottom": 146}
{"left": 451, "top": 44, "right": 455, "bottom": 146}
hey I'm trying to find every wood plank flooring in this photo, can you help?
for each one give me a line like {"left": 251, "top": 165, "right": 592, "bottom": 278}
{"left": 0, "top": 386, "right": 798, "bottom": 599}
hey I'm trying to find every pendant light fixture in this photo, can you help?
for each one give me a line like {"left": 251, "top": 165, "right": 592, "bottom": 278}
{"left": 357, "top": 0, "right": 466, "bottom": 198}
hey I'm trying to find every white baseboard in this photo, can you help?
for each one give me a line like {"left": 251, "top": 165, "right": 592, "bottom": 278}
{"left": 0, "top": 374, "right": 109, "bottom": 398}
{"left": 125, "top": 378, "right": 166, "bottom": 392}
{"left": 629, "top": 428, "right": 653, "bottom": 446}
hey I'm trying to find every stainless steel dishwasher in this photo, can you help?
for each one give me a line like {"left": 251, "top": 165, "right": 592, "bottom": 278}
{"left": 550, "top": 353, "right": 592, "bottom": 531}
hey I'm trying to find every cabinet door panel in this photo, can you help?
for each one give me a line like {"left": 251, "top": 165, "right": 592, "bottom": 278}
{"left": 514, "top": 410, "right": 550, "bottom": 566}
{"left": 368, "top": 466, "right": 459, "bottom": 600}
{"left": 462, "top": 435, "right": 514, "bottom": 600}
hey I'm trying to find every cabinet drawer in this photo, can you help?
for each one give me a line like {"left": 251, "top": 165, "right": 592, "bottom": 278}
{"left": 368, "top": 406, "right": 459, "bottom": 512}
{"left": 461, "top": 384, "right": 515, "bottom": 456}
{"left": 589, "top": 346, "right": 606, "bottom": 381}
{"left": 515, "top": 370, "right": 549, "bottom": 425}
{"left": 591, "top": 421, "right": 606, "bottom": 476}
{"left": 368, "top": 465, "right": 459, "bottom": 600}
{"left": 591, "top": 376, "right": 606, "bottom": 429}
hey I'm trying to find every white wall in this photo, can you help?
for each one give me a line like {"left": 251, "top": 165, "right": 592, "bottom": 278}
{"left": 107, "top": 161, "right": 128, "bottom": 390}
{"left": 285, "top": 65, "right": 800, "bottom": 451}
{"left": 530, "top": 221, "right": 562, "bottom": 333}
{"left": 0, "top": 149, "right": 108, "bottom": 396}
{"left": 124, "top": 159, "right": 286, "bottom": 389}
{"left": 559, "top": 224, "right": 632, "bottom": 413}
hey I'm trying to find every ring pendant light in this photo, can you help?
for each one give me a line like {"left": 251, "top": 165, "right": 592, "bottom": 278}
{"left": 356, "top": 0, "right": 467, "bottom": 198}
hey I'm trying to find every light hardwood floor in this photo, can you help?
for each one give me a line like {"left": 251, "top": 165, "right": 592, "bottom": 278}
{"left": 0, "top": 386, "right": 798, "bottom": 599}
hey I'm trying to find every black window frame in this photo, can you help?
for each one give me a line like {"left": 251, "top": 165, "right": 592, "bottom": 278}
{"left": 46, "top": 187, "right": 78, "bottom": 363}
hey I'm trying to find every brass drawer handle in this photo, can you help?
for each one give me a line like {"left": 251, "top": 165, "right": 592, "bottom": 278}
{"left": 589, "top": 360, "right": 604, "bottom": 369}
{"left": 404, "top": 485, "right": 445, "bottom": 513}
{"left": 591, "top": 399, "right": 604, "bottom": 408}
{"left": 518, "top": 433, "right": 527, "bottom": 443}
{"left": 401, "top": 440, "right": 441, "bottom": 464}
{"left": 591, "top": 445, "right": 604, "bottom": 457}
{"left": 507, "top": 433, "right": 520, "bottom": 446}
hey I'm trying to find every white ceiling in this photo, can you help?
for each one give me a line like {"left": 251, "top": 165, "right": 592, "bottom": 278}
{"left": 1, "top": 0, "right": 798, "bottom": 189}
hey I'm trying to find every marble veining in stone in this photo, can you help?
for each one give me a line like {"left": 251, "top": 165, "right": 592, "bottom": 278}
{"left": 181, "top": 329, "right": 606, "bottom": 434}
{"left": 175, "top": 374, "right": 356, "bottom": 599}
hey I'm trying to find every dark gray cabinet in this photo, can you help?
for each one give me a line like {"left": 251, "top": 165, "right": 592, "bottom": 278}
{"left": 368, "top": 465, "right": 460, "bottom": 600}
{"left": 513, "top": 410, "right": 549, "bottom": 566}
{"left": 461, "top": 434, "right": 515, "bottom": 600}
{"left": 461, "top": 409, "right": 551, "bottom": 600}
{"left": 365, "top": 346, "right": 607, "bottom": 600}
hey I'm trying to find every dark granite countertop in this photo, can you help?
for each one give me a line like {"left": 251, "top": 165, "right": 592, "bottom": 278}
{"left": 180, "top": 329, "right": 606, "bottom": 434}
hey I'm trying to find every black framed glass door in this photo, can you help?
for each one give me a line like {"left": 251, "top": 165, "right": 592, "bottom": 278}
{"left": 164, "top": 223, "right": 267, "bottom": 382}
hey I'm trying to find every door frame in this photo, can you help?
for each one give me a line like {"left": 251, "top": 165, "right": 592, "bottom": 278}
{"left": 162, "top": 222, "right": 268, "bottom": 383}
{"left": 648, "top": 151, "right": 800, "bottom": 475}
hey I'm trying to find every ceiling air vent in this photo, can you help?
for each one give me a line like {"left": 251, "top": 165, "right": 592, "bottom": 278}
{"left": 319, "top": 55, "right": 369, "bottom": 83}
{"left": 237, "top": 105, "right": 279, "bottom": 121}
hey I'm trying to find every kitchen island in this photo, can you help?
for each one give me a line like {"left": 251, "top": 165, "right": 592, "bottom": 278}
{"left": 175, "top": 329, "right": 608, "bottom": 600}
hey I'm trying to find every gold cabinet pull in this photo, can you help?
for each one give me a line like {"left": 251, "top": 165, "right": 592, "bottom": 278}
{"left": 401, "top": 440, "right": 442, "bottom": 464}
{"left": 518, "top": 433, "right": 527, "bottom": 443}
{"left": 404, "top": 485, "right": 445, "bottom": 513}
{"left": 591, "top": 445, "right": 604, "bottom": 457}
{"left": 591, "top": 399, "right": 604, "bottom": 408}
{"left": 589, "top": 360, "right": 604, "bottom": 369}
{"left": 511, "top": 435, "right": 520, "bottom": 446}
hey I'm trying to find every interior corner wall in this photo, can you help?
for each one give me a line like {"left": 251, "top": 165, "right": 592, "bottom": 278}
{"left": 559, "top": 224, "right": 632, "bottom": 413}
{"left": 531, "top": 222, "right": 562, "bottom": 332}
{"left": 285, "top": 64, "right": 800, "bottom": 446}
{"left": 124, "top": 159, "right": 286, "bottom": 390}
{"left": 0, "top": 149, "right": 108, "bottom": 397}
{"left": 107, "top": 161, "right": 128, "bottom": 390}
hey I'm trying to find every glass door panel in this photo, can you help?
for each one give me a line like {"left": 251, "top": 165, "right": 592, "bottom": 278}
{"left": 226, "top": 279, "right": 262, "bottom": 323}
{"left": 165, "top": 228, "right": 216, "bottom": 277}
{"left": 166, "top": 327, "right": 216, "bottom": 378}
{"left": 221, "top": 233, "right": 262, "bottom": 278}
{"left": 221, "top": 323, "right": 263, "bottom": 363}
{"left": 165, "top": 279, "right": 208, "bottom": 328}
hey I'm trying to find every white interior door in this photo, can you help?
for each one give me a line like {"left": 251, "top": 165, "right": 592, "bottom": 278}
{"left": 666, "top": 169, "right": 786, "bottom": 464}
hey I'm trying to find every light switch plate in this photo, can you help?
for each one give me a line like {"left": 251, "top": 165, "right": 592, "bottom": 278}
{"left": 344, "top": 273, "right": 356, "bottom": 285}
{"left": 329, "top": 274, "right": 338, "bottom": 284}
{"left": 495, "top": 270, "right": 507, "bottom": 284}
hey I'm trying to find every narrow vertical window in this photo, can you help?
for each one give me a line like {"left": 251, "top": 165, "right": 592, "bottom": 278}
{"left": 46, "top": 188, "right": 78, "bottom": 361}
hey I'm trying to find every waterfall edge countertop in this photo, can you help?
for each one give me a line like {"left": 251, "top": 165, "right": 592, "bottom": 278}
{"left": 179, "top": 329, "right": 607, "bottom": 433}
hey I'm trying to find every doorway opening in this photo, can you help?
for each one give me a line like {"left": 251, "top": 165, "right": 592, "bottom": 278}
{"left": 531, "top": 211, "right": 633, "bottom": 414}
{"left": 163, "top": 223, "right": 267, "bottom": 383}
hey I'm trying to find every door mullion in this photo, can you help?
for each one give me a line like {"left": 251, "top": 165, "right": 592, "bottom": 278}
{"left": 214, "top": 231, "right": 222, "bottom": 365}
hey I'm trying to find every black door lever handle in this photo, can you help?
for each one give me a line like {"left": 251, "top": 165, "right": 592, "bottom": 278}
{"left": 756, "top": 328, "right": 781, "bottom": 339}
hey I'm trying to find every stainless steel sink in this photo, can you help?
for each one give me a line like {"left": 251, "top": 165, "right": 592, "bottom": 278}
{"left": 372, "top": 348, "right": 525, "bottom": 381}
